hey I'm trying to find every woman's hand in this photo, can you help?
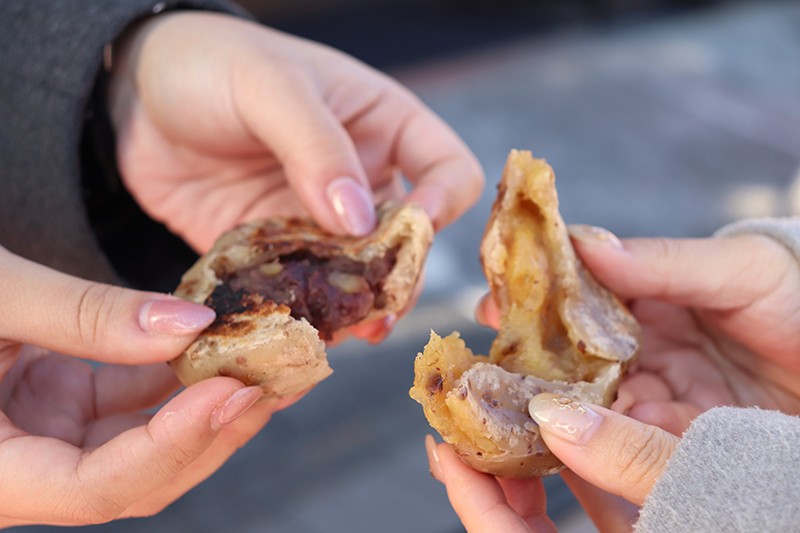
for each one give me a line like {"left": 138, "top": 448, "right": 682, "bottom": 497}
{"left": 0, "top": 247, "right": 299, "bottom": 527}
{"left": 478, "top": 226, "right": 800, "bottom": 434}
{"left": 442, "top": 224, "right": 800, "bottom": 531}
{"left": 426, "top": 396, "right": 675, "bottom": 532}
{"left": 110, "top": 11, "right": 483, "bottom": 246}
{"left": 108, "top": 11, "right": 483, "bottom": 342}
{"left": 567, "top": 225, "right": 800, "bottom": 434}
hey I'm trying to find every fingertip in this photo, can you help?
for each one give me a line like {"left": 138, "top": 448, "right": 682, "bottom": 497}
{"left": 402, "top": 150, "right": 484, "bottom": 232}
{"left": 528, "top": 393, "right": 603, "bottom": 446}
{"left": 139, "top": 297, "right": 216, "bottom": 336}
{"left": 209, "top": 385, "right": 264, "bottom": 431}
{"left": 531, "top": 395, "right": 679, "bottom": 506}
{"left": 325, "top": 176, "right": 377, "bottom": 236}
{"left": 424, "top": 434, "right": 445, "bottom": 483}
{"left": 568, "top": 224, "right": 624, "bottom": 250}
{"left": 149, "top": 376, "right": 246, "bottom": 432}
{"left": 407, "top": 184, "right": 445, "bottom": 229}
{"left": 475, "top": 293, "right": 500, "bottom": 329}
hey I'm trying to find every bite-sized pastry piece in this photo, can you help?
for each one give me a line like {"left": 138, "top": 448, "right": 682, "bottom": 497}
{"left": 410, "top": 150, "right": 640, "bottom": 477}
{"left": 172, "top": 202, "right": 433, "bottom": 398}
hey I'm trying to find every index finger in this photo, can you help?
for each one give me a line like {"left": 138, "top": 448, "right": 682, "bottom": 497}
{"left": 394, "top": 94, "right": 484, "bottom": 230}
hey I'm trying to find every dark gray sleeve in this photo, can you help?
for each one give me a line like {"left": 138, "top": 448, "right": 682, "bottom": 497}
{"left": 0, "top": 0, "right": 247, "bottom": 286}
{"left": 635, "top": 407, "right": 800, "bottom": 532}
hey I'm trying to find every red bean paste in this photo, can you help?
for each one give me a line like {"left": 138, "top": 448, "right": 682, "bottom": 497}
{"left": 205, "top": 247, "right": 399, "bottom": 340}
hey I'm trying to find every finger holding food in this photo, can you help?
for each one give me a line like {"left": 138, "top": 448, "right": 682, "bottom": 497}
{"left": 171, "top": 202, "right": 433, "bottom": 398}
{"left": 410, "top": 150, "right": 640, "bottom": 477}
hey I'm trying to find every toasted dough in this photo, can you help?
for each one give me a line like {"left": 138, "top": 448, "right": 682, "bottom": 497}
{"left": 410, "top": 150, "right": 640, "bottom": 477}
{"left": 172, "top": 202, "right": 433, "bottom": 398}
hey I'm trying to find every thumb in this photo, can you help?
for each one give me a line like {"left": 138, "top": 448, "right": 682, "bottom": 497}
{"left": 0, "top": 248, "right": 215, "bottom": 364}
{"left": 529, "top": 393, "right": 679, "bottom": 506}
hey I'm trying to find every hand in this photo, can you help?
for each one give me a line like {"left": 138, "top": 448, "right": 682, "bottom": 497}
{"left": 455, "top": 224, "right": 800, "bottom": 531}
{"left": 426, "top": 394, "right": 677, "bottom": 532}
{"left": 565, "top": 225, "right": 800, "bottom": 434}
{"left": 109, "top": 11, "right": 483, "bottom": 247}
{"left": 477, "top": 225, "right": 800, "bottom": 434}
{"left": 108, "top": 11, "right": 482, "bottom": 342}
{"left": 0, "top": 247, "right": 299, "bottom": 527}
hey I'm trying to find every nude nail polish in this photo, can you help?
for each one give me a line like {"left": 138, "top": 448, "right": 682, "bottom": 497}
{"left": 211, "top": 386, "right": 264, "bottom": 431}
{"left": 140, "top": 298, "right": 216, "bottom": 336}
{"left": 568, "top": 224, "right": 624, "bottom": 249}
{"left": 425, "top": 434, "right": 445, "bottom": 482}
{"left": 528, "top": 393, "right": 603, "bottom": 445}
{"left": 326, "top": 177, "right": 377, "bottom": 236}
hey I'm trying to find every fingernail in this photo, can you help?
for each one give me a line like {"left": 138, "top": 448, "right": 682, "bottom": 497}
{"left": 367, "top": 314, "right": 396, "bottom": 344}
{"left": 568, "top": 224, "right": 623, "bottom": 249}
{"left": 528, "top": 393, "right": 602, "bottom": 445}
{"left": 383, "top": 313, "right": 398, "bottom": 330}
{"left": 140, "top": 298, "right": 216, "bottom": 336}
{"left": 211, "top": 386, "right": 264, "bottom": 431}
{"left": 425, "top": 434, "right": 445, "bottom": 483}
{"left": 327, "top": 177, "right": 377, "bottom": 236}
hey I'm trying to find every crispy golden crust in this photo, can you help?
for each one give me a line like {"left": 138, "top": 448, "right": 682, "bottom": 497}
{"left": 410, "top": 150, "right": 641, "bottom": 477}
{"left": 172, "top": 202, "right": 433, "bottom": 398}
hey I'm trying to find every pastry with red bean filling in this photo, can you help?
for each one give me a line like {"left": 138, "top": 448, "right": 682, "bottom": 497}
{"left": 172, "top": 202, "right": 433, "bottom": 398}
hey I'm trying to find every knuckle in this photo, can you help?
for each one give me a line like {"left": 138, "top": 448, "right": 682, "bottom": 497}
{"left": 647, "top": 236, "right": 678, "bottom": 261}
{"left": 58, "top": 486, "right": 127, "bottom": 525}
{"left": 75, "top": 494, "right": 127, "bottom": 525}
{"left": 147, "top": 422, "right": 205, "bottom": 474}
{"left": 64, "top": 458, "right": 131, "bottom": 525}
{"left": 644, "top": 237, "right": 681, "bottom": 297}
{"left": 615, "top": 423, "right": 667, "bottom": 494}
{"left": 162, "top": 441, "right": 200, "bottom": 473}
{"left": 72, "top": 283, "right": 118, "bottom": 348}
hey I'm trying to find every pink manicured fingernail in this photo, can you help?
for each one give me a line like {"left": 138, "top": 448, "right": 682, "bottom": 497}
{"left": 568, "top": 224, "right": 623, "bottom": 249}
{"left": 529, "top": 393, "right": 602, "bottom": 445}
{"left": 326, "top": 177, "right": 377, "bottom": 236}
{"left": 383, "top": 313, "right": 398, "bottom": 331}
{"left": 425, "top": 434, "right": 445, "bottom": 483}
{"left": 140, "top": 298, "right": 216, "bottom": 336}
{"left": 211, "top": 386, "right": 264, "bottom": 431}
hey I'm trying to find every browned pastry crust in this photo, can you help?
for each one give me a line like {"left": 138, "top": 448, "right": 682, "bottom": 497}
{"left": 410, "top": 150, "right": 641, "bottom": 477}
{"left": 171, "top": 202, "right": 433, "bottom": 398}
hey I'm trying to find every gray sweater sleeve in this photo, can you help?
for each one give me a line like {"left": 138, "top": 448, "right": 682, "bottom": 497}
{"left": 714, "top": 216, "right": 800, "bottom": 261}
{"left": 0, "top": 0, "right": 247, "bottom": 286}
{"left": 635, "top": 407, "right": 800, "bottom": 533}
{"left": 636, "top": 217, "right": 800, "bottom": 533}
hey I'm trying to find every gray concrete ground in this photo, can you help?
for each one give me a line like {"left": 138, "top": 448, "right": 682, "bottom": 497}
{"left": 16, "top": 1, "right": 800, "bottom": 532}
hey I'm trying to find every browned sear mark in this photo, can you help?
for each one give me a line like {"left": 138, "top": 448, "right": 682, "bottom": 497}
{"left": 426, "top": 373, "right": 444, "bottom": 397}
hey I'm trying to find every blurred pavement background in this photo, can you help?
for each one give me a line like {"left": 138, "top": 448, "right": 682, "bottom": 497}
{"left": 16, "top": 0, "right": 800, "bottom": 531}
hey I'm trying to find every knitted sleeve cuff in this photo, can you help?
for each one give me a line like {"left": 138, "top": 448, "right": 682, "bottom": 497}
{"left": 636, "top": 406, "right": 800, "bottom": 532}
{"left": 714, "top": 217, "right": 800, "bottom": 263}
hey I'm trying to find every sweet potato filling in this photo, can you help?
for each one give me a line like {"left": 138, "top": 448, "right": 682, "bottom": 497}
{"left": 410, "top": 150, "right": 640, "bottom": 478}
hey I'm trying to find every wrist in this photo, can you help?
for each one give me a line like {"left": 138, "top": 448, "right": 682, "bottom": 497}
{"left": 106, "top": 13, "right": 170, "bottom": 138}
